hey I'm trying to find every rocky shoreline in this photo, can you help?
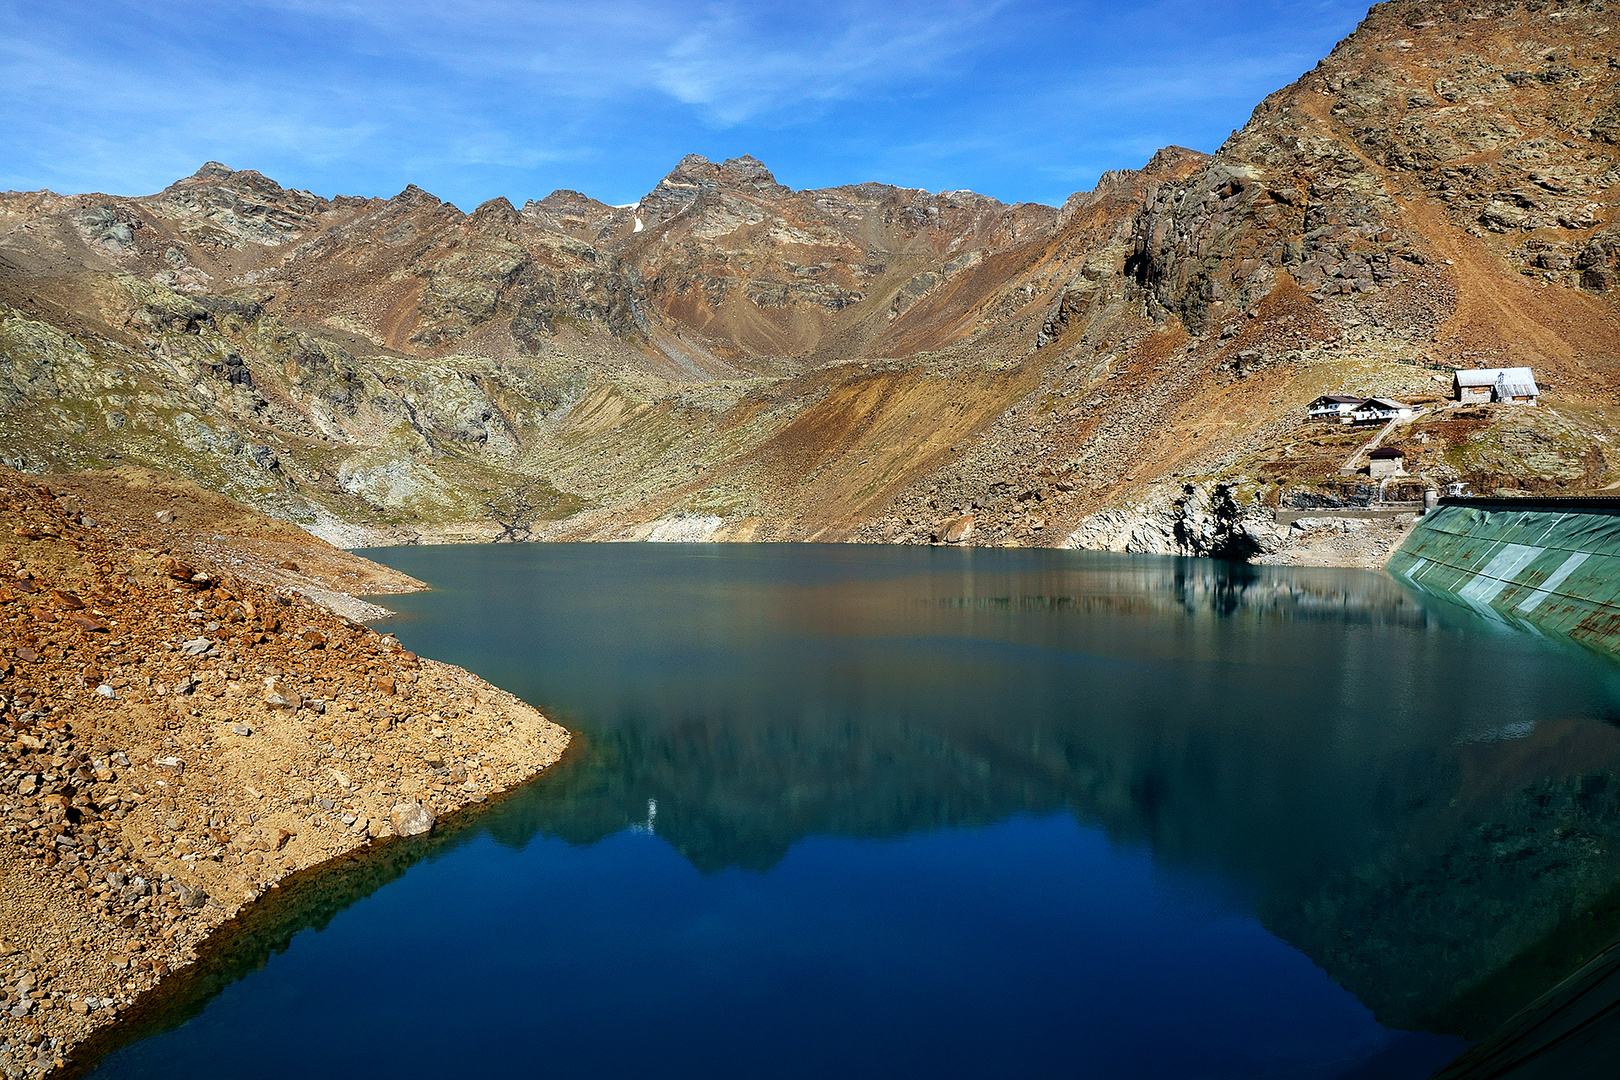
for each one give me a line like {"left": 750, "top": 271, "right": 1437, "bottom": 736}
{"left": 1060, "top": 478, "right": 1417, "bottom": 569}
{"left": 0, "top": 467, "right": 569, "bottom": 1078}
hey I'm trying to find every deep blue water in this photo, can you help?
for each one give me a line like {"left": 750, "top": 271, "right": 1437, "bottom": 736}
{"left": 84, "top": 545, "right": 1620, "bottom": 1079}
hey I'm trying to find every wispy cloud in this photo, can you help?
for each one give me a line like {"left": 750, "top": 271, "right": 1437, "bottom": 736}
{"left": 648, "top": 1, "right": 1003, "bottom": 124}
{"left": 244, "top": 0, "right": 1004, "bottom": 121}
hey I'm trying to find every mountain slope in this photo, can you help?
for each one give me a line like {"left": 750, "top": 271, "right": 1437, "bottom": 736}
{"left": 0, "top": 0, "right": 1616, "bottom": 555}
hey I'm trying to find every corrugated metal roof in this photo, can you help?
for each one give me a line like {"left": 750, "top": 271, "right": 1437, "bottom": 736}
{"left": 1454, "top": 367, "right": 1538, "bottom": 393}
{"left": 1388, "top": 499, "right": 1620, "bottom": 659}
{"left": 1497, "top": 373, "right": 1539, "bottom": 399}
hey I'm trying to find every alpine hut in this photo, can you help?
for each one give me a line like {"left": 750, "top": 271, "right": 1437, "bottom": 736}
{"left": 1453, "top": 368, "right": 1539, "bottom": 405}
{"left": 1352, "top": 397, "right": 1415, "bottom": 423}
{"left": 1307, "top": 395, "right": 1365, "bottom": 423}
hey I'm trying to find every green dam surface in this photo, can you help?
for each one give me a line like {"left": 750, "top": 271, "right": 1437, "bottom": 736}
{"left": 1389, "top": 498, "right": 1620, "bottom": 658}
{"left": 1389, "top": 498, "right": 1620, "bottom": 1076}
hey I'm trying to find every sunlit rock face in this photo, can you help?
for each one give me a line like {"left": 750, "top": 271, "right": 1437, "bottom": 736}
{"left": 1, "top": 1, "right": 1617, "bottom": 550}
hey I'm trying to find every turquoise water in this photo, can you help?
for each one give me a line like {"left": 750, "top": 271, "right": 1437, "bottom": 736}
{"left": 85, "top": 545, "right": 1620, "bottom": 1078}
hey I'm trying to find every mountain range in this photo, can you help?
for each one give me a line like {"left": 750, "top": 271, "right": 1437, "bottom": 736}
{"left": 1, "top": 0, "right": 1616, "bottom": 556}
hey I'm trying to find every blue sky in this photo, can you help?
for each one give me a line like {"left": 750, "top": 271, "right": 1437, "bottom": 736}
{"left": 0, "top": 0, "right": 1370, "bottom": 209}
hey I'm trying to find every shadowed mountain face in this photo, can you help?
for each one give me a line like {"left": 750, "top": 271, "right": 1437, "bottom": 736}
{"left": 1, "top": 0, "right": 1618, "bottom": 551}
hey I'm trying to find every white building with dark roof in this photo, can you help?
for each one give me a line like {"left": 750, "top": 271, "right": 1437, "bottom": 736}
{"left": 1307, "top": 394, "right": 1366, "bottom": 422}
{"left": 1352, "top": 397, "right": 1415, "bottom": 423}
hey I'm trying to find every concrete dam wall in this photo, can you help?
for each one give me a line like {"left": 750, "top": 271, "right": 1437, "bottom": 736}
{"left": 1387, "top": 498, "right": 1620, "bottom": 657}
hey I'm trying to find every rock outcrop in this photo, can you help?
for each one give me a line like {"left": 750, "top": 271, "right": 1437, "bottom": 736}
{"left": 1064, "top": 481, "right": 1280, "bottom": 560}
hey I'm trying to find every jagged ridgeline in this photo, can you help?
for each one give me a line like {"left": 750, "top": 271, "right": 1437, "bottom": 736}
{"left": 0, "top": 0, "right": 1616, "bottom": 550}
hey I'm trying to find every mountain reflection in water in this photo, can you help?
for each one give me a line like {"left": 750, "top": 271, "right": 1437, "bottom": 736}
{"left": 80, "top": 545, "right": 1620, "bottom": 1078}
{"left": 364, "top": 545, "right": 1620, "bottom": 1036}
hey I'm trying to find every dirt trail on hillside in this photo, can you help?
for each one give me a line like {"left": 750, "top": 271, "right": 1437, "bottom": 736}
{"left": 1399, "top": 194, "right": 1616, "bottom": 389}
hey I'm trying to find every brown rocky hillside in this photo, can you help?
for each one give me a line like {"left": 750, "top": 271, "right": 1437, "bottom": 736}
{"left": 0, "top": 0, "right": 1616, "bottom": 558}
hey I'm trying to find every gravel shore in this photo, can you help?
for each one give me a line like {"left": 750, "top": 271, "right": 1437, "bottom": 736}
{"left": 0, "top": 467, "right": 569, "bottom": 1077}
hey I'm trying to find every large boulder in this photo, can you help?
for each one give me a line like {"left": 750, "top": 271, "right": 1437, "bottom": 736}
{"left": 939, "top": 514, "right": 975, "bottom": 544}
{"left": 389, "top": 802, "right": 436, "bottom": 837}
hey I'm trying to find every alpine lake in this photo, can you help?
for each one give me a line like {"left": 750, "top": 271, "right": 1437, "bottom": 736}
{"left": 78, "top": 544, "right": 1620, "bottom": 1079}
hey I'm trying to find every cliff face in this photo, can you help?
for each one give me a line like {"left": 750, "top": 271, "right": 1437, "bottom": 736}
{"left": 1131, "top": 0, "right": 1620, "bottom": 339}
{"left": 0, "top": 0, "right": 1617, "bottom": 553}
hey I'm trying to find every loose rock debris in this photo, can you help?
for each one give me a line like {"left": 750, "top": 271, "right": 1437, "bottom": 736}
{"left": 0, "top": 467, "right": 569, "bottom": 1077}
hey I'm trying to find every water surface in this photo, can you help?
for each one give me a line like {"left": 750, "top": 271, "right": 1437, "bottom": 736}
{"left": 86, "top": 545, "right": 1620, "bottom": 1079}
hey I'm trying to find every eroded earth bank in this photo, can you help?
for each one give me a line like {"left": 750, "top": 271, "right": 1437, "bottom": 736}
{"left": 0, "top": 466, "right": 568, "bottom": 1078}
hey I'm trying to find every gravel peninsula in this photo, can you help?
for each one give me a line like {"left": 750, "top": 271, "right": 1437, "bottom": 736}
{"left": 0, "top": 465, "right": 569, "bottom": 1078}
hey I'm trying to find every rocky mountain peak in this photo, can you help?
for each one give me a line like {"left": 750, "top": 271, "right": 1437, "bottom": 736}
{"left": 635, "top": 164, "right": 703, "bottom": 225}
{"left": 1127, "top": 0, "right": 1620, "bottom": 335}
{"left": 387, "top": 183, "right": 444, "bottom": 210}
{"left": 716, "top": 154, "right": 782, "bottom": 191}
{"left": 528, "top": 189, "right": 610, "bottom": 215}
{"left": 1063, "top": 146, "right": 1210, "bottom": 219}
{"left": 638, "top": 152, "right": 793, "bottom": 227}
{"left": 158, "top": 162, "right": 293, "bottom": 202}
{"left": 521, "top": 189, "right": 630, "bottom": 246}
{"left": 470, "top": 196, "right": 521, "bottom": 226}
{"left": 1140, "top": 146, "right": 1212, "bottom": 178}
{"left": 142, "top": 162, "right": 325, "bottom": 249}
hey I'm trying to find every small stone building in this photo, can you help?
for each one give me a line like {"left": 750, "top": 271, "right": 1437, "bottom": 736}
{"left": 1369, "top": 447, "right": 1406, "bottom": 479}
{"left": 1453, "top": 367, "right": 1539, "bottom": 405}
